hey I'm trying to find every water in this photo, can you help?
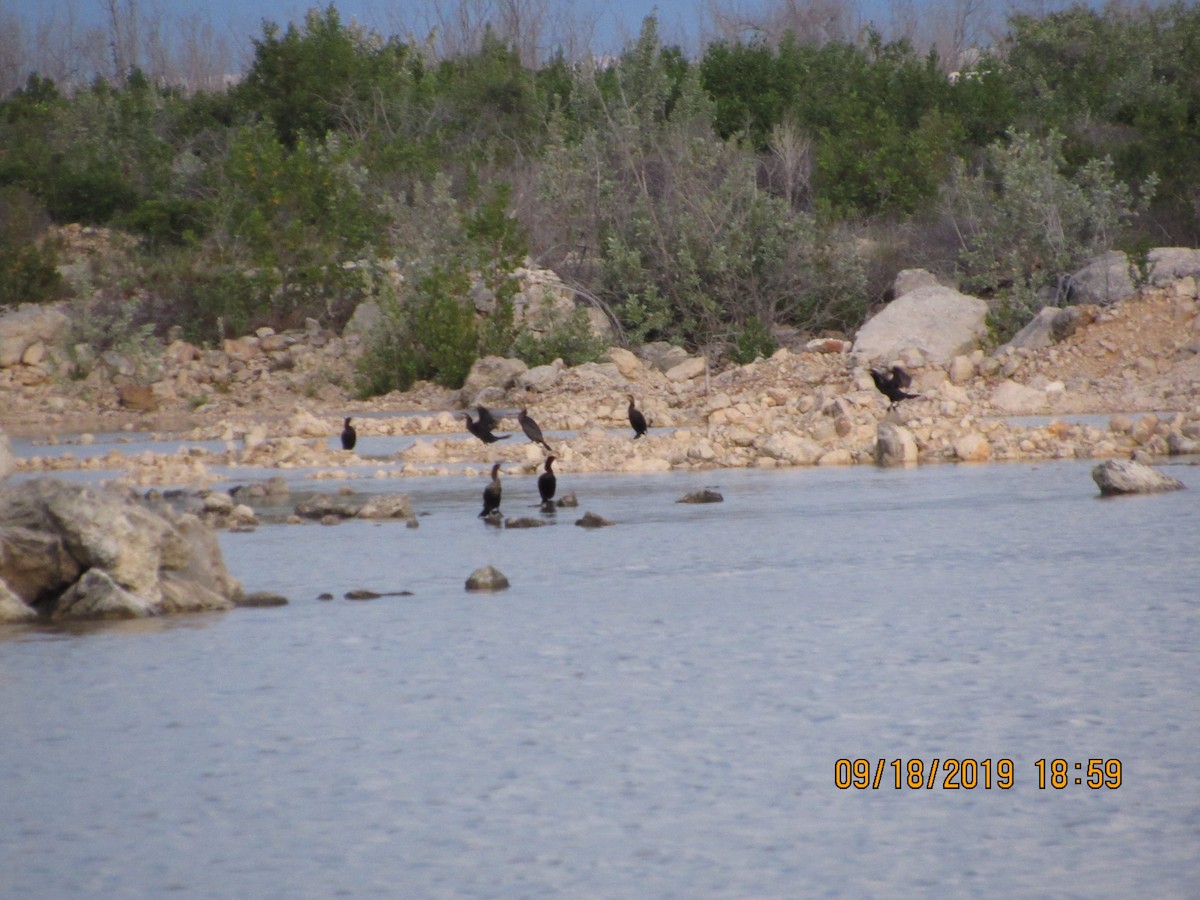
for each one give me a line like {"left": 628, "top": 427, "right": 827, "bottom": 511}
{"left": 2, "top": 459, "right": 1198, "bottom": 898}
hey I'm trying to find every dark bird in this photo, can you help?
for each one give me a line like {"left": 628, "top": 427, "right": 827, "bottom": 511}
{"left": 475, "top": 405, "right": 500, "bottom": 433}
{"left": 518, "top": 408, "right": 553, "bottom": 452}
{"left": 870, "top": 365, "right": 920, "bottom": 409}
{"left": 628, "top": 394, "right": 648, "bottom": 439}
{"left": 340, "top": 417, "right": 357, "bottom": 451}
{"left": 480, "top": 463, "right": 502, "bottom": 518}
{"left": 538, "top": 455, "right": 557, "bottom": 504}
{"left": 464, "top": 412, "right": 510, "bottom": 444}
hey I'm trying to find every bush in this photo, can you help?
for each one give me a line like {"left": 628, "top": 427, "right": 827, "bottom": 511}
{"left": 510, "top": 307, "right": 608, "bottom": 367}
{"left": 355, "top": 266, "right": 479, "bottom": 396}
{"left": 0, "top": 187, "right": 63, "bottom": 304}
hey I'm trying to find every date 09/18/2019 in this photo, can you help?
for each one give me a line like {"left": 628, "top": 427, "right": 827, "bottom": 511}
{"left": 834, "top": 758, "right": 1123, "bottom": 790}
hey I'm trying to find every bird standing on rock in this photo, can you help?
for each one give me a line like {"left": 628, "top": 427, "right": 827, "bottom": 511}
{"left": 538, "top": 456, "right": 557, "bottom": 504}
{"left": 518, "top": 408, "right": 553, "bottom": 452}
{"left": 870, "top": 366, "right": 920, "bottom": 409}
{"left": 480, "top": 463, "right": 502, "bottom": 518}
{"left": 628, "top": 394, "right": 648, "bottom": 439}
{"left": 341, "top": 417, "right": 357, "bottom": 450}
{"left": 464, "top": 412, "right": 510, "bottom": 444}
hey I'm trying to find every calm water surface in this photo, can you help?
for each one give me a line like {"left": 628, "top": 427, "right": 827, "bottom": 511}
{"left": 2, "top": 456, "right": 1198, "bottom": 898}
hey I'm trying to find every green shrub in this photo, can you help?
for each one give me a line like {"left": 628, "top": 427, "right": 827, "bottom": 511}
{"left": 355, "top": 267, "right": 479, "bottom": 396}
{"left": 729, "top": 316, "right": 777, "bottom": 364}
{"left": 510, "top": 307, "right": 608, "bottom": 367}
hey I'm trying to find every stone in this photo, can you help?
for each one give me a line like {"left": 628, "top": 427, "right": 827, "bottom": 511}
{"left": 465, "top": 565, "right": 510, "bottom": 591}
{"left": 756, "top": 432, "right": 824, "bottom": 465}
{"left": 504, "top": 517, "right": 547, "bottom": 528}
{"left": 0, "top": 429, "right": 14, "bottom": 482}
{"left": 0, "top": 479, "right": 240, "bottom": 622}
{"left": 953, "top": 432, "right": 992, "bottom": 462}
{"left": 605, "top": 347, "right": 641, "bottom": 377}
{"left": 637, "top": 341, "right": 690, "bottom": 373}
{"left": 677, "top": 489, "right": 723, "bottom": 503}
{"left": 0, "top": 304, "right": 70, "bottom": 368}
{"left": 665, "top": 356, "right": 706, "bottom": 382}
{"left": 233, "top": 591, "right": 289, "bottom": 607}
{"left": 460, "top": 356, "right": 528, "bottom": 399}
{"left": 893, "top": 268, "right": 941, "bottom": 297}
{"left": 356, "top": 494, "right": 415, "bottom": 520}
{"left": 852, "top": 285, "right": 989, "bottom": 365}
{"left": 575, "top": 512, "right": 614, "bottom": 528}
{"left": 1069, "top": 251, "right": 1135, "bottom": 306}
{"left": 947, "top": 355, "right": 976, "bottom": 384}
{"left": 875, "top": 421, "right": 919, "bottom": 467}
{"left": 518, "top": 363, "right": 562, "bottom": 392}
{"left": 1006, "top": 307, "right": 1061, "bottom": 350}
{"left": 990, "top": 380, "right": 1048, "bottom": 415}
{"left": 1092, "top": 459, "right": 1186, "bottom": 496}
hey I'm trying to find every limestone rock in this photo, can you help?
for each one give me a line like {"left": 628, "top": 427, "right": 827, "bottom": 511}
{"left": 0, "top": 304, "right": 70, "bottom": 368}
{"left": 465, "top": 565, "right": 510, "bottom": 591}
{"left": 893, "top": 268, "right": 941, "bottom": 297}
{"left": 518, "top": 362, "right": 563, "bottom": 392}
{"left": 1069, "top": 251, "right": 1135, "bottom": 306}
{"left": 665, "top": 357, "right": 706, "bottom": 382}
{"left": 1092, "top": 459, "right": 1186, "bottom": 496}
{"left": 875, "top": 421, "right": 919, "bottom": 466}
{"left": 0, "top": 479, "right": 240, "bottom": 622}
{"left": 606, "top": 347, "right": 641, "bottom": 377}
{"left": 637, "top": 341, "right": 690, "bottom": 373}
{"left": 756, "top": 432, "right": 824, "bottom": 465}
{"left": 852, "top": 285, "right": 989, "bottom": 365}
{"left": 953, "top": 432, "right": 992, "bottom": 462}
{"left": 461, "top": 356, "right": 528, "bottom": 399}
{"left": 990, "top": 380, "right": 1048, "bottom": 415}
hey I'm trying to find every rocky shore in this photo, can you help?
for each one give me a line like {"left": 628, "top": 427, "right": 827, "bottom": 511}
{"left": 3, "top": 268, "right": 1200, "bottom": 488}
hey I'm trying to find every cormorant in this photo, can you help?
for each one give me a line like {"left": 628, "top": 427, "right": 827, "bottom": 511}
{"left": 341, "top": 417, "right": 357, "bottom": 451}
{"left": 538, "top": 456, "right": 557, "bottom": 504}
{"left": 480, "top": 463, "right": 502, "bottom": 517}
{"left": 464, "top": 413, "right": 510, "bottom": 444}
{"left": 628, "top": 394, "right": 648, "bottom": 439}
{"left": 870, "top": 365, "right": 920, "bottom": 409}
{"left": 475, "top": 405, "right": 499, "bottom": 433}
{"left": 518, "top": 408, "right": 553, "bottom": 452}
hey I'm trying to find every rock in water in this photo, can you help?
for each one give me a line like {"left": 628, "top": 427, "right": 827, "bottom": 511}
{"left": 1091, "top": 459, "right": 1186, "bottom": 496}
{"left": 677, "top": 489, "right": 724, "bottom": 504}
{"left": 465, "top": 565, "right": 510, "bottom": 592}
{"left": 0, "top": 478, "right": 242, "bottom": 623}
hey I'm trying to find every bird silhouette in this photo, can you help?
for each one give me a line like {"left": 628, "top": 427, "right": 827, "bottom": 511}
{"left": 628, "top": 394, "right": 648, "bottom": 439}
{"left": 464, "top": 412, "right": 510, "bottom": 444}
{"left": 341, "top": 417, "right": 357, "bottom": 450}
{"left": 479, "top": 463, "right": 502, "bottom": 518}
{"left": 474, "top": 405, "right": 499, "bottom": 433}
{"left": 870, "top": 365, "right": 920, "bottom": 409}
{"left": 518, "top": 408, "right": 553, "bottom": 452}
{"left": 538, "top": 455, "right": 557, "bottom": 504}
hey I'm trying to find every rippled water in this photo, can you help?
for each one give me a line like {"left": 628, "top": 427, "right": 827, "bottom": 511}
{"left": 2, "top": 457, "right": 1198, "bottom": 898}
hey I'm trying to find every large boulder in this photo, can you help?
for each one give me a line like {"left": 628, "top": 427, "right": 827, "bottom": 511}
{"left": 852, "top": 285, "right": 989, "bottom": 365}
{"left": 1069, "top": 247, "right": 1200, "bottom": 306}
{"left": 875, "top": 421, "right": 919, "bottom": 466}
{"left": 1092, "top": 459, "right": 1186, "bottom": 496}
{"left": 0, "top": 304, "right": 70, "bottom": 368}
{"left": 460, "top": 355, "right": 528, "bottom": 401}
{"left": 0, "top": 479, "right": 241, "bottom": 623}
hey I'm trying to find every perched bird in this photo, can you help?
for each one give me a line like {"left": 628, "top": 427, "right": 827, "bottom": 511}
{"left": 628, "top": 394, "right": 648, "bottom": 439}
{"left": 479, "top": 463, "right": 502, "bottom": 518}
{"left": 538, "top": 455, "right": 557, "bottom": 504}
{"left": 464, "top": 412, "right": 510, "bottom": 444}
{"left": 475, "top": 405, "right": 500, "bottom": 434}
{"left": 518, "top": 408, "right": 553, "bottom": 452}
{"left": 870, "top": 365, "right": 920, "bottom": 409}
{"left": 340, "top": 417, "right": 357, "bottom": 451}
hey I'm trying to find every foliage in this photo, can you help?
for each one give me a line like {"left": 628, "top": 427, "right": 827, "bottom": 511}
{"left": 0, "top": 187, "right": 63, "bottom": 304}
{"left": 729, "top": 316, "right": 777, "bottom": 364}
{"left": 510, "top": 307, "right": 608, "bottom": 367}
{"left": 355, "top": 266, "right": 478, "bottom": 395}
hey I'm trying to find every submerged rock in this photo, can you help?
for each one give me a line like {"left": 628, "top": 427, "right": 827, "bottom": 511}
{"left": 677, "top": 489, "right": 724, "bottom": 503}
{"left": 575, "top": 512, "right": 614, "bottom": 528}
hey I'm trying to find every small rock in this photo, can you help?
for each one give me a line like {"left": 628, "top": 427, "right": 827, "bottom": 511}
{"left": 575, "top": 511, "right": 614, "bottom": 528}
{"left": 504, "top": 517, "right": 547, "bottom": 528}
{"left": 556, "top": 492, "right": 579, "bottom": 508}
{"left": 677, "top": 489, "right": 724, "bottom": 503}
{"left": 345, "top": 589, "right": 382, "bottom": 600}
{"left": 235, "top": 592, "right": 289, "bottom": 607}
{"left": 465, "top": 565, "right": 510, "bottom": 591}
